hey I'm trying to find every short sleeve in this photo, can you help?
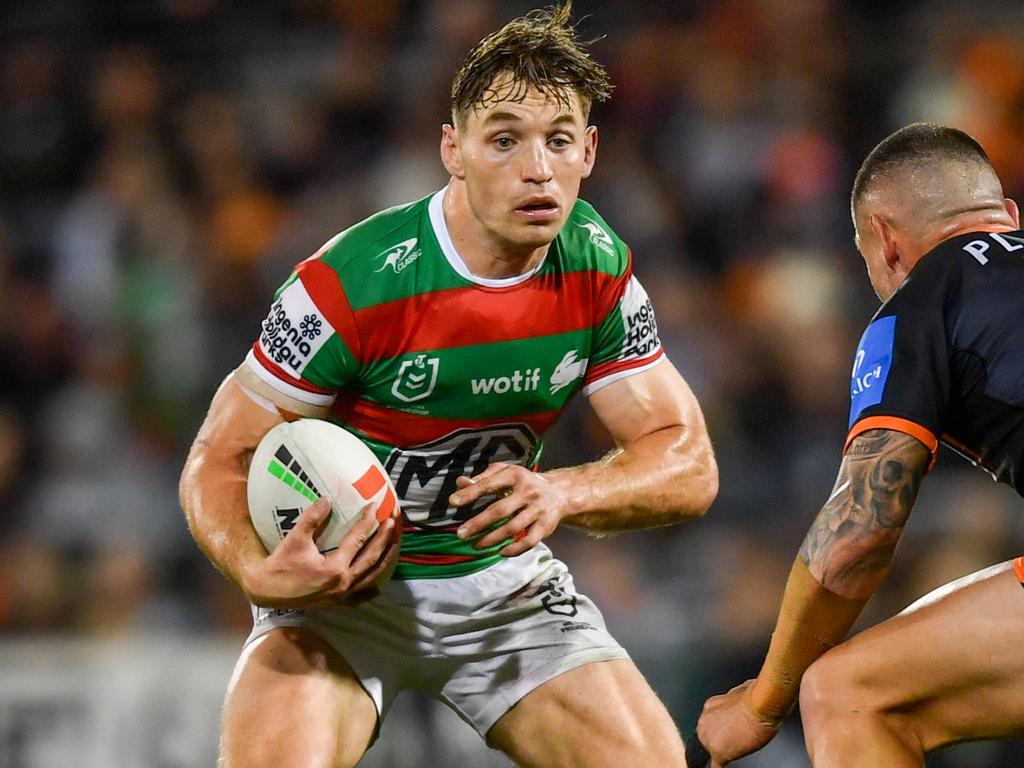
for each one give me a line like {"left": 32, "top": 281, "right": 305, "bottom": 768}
{"left": 246, "top": 257, "right": 361, "bottom": 407}
{"left": 845, "top": 301, "right": 947, "bottom": 461}
{"left": 582, "top": 268, "right": 665, "bottom": 396}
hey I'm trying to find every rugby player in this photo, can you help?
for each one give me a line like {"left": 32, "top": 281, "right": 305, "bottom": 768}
{"left": 180, "top": 4, "right": 718, "bottom": 767}
{"left": 693, "top": 123, "right": 1024, "bottom": 767}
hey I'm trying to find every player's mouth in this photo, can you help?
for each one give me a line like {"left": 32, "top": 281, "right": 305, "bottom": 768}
{"left": 514, "top": 196, "right": 560, "bottom": 222}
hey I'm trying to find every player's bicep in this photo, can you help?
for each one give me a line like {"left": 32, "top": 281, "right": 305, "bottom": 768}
{"left": 800, "top": 429, "right": 930, "bottom": 598}
{"left": 586, "top": 357, "right": 706, "bottom": 447}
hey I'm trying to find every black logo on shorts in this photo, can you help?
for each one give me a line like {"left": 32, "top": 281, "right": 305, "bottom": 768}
{"left": 539, "top": 578, "right": 578, "bottom": 617}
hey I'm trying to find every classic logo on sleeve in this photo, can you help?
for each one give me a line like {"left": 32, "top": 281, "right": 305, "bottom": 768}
{"left": 374, "top": 238, "right": 421, "bottom": 274}
{"left": 849, "top": 315, "right": 896, "bottom": 427}
{"left": 258, "top": 280, "right": 335, "bottom": 377}
{"left": 620, "top": 276, "right": 661, "bottom": 359}
{"left": 577, "top": 219, "right": 616, "bottom": 256}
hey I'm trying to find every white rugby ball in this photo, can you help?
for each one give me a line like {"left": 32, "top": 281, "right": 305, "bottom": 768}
{"left": 246, "top": 419, "right": 399, "bottom": 564}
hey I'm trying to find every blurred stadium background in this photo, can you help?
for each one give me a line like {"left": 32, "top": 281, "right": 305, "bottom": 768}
{"left": 2, "top": 0, "right": 1024, "bottom": 766}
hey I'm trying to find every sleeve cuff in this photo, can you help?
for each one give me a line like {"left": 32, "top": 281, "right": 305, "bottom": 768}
{"left": 245, "top": 348, "right": 337, "bottom": 407}
{"left": 844, "top": 416, "right": 938, "bottom": 470}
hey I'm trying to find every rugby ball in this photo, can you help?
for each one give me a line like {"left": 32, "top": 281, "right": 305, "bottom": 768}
{"left": 246, "top": 419, "right": 399, "bottom": 561}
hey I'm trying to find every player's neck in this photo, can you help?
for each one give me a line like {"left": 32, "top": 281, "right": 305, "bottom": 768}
{"left": 442, "top": 183, "right": 550, "bottom": 279}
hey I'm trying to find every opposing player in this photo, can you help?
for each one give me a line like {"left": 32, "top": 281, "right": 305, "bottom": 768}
{"left": 694, "top": 123, "right": 1024, "bottom": 767}
{"left": 180, "top": 4, "right": 718, "bottom": 767}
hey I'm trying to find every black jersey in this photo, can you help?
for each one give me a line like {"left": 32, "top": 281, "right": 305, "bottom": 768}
{"left": 845, "top": 229, "right": 1024, "bottom": 495}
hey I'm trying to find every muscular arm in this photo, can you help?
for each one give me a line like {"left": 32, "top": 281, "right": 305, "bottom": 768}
{"left": 749, "top": 428, "right": 930, "bottom": 719}
{"left": 450, "top": 359, "right": 718, "bottom": 555}
{"left": 696, "top": 429, "right": 931, "bottom": 764}
{"left": 550, "top": 357, "right": 718, "bottom": 531}
{"left": 180, "top": 365, "right": 398, "bottom": 607}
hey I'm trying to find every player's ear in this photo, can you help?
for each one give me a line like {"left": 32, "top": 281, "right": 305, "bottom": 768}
{"left": 869, "top": 214, "right": 901, "bottom": 270}
{"left": 581, "top": 125, "right": 598, "bottom": 179}
{"left": 1005, "top": 197, "right": 1020, "bottom": 229}
{"left": 441, "top": 124, "right": 464, "bottom": 179}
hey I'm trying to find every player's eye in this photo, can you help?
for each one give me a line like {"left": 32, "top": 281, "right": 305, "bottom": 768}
{"left": 495, "top": 136, "right": 515, "bottom": 149}
{"left": 549, "top": 136, "right": 572, "bottom": 149}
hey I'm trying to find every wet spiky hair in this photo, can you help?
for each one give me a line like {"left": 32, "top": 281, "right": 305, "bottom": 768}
{"left": 450, "top": 2, "right": 613, "bottom": 126}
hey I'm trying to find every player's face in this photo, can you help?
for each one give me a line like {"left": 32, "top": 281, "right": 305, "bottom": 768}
{"left": 442, "top": 81, "right": 597, "bottom": 253}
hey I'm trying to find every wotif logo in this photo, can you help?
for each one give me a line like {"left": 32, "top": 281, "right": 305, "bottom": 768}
{"left": 374, "top": 238, "right": 421, "bottom": 274}
{"left": 850, "top": 349, "right": 882, "bottom": 396}
{"left": 471, "top": 368, "right": 541, "bottom": 395}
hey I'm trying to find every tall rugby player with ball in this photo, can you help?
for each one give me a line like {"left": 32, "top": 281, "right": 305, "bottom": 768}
{"left": 179, "top": 4, "right": 718, "bottom": 767}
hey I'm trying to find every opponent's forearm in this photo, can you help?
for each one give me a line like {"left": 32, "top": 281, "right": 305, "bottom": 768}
{"left": 543, "top": 424, "right": 718, "bottom": 532}
{"left": 748, "top": 429, "right": 929, "bottom": 721}
{"left": 748, "top": 558, "right": 867, "bottom": 721}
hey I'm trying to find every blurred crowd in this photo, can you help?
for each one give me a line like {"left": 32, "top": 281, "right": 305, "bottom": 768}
{"left": 3, "top": 0, "right": 1024, "bottom": 764}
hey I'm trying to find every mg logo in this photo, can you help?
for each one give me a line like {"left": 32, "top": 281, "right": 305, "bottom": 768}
{"left": 392, "top": 354, "right": 440, "bottom": 403}
{"left": 385, "top": 424, "right": 537, "bottom": 526}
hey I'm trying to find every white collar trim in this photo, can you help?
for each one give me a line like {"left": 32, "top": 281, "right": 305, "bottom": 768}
{"left": 428, "top": 187, "right": 546, "bottom": 288}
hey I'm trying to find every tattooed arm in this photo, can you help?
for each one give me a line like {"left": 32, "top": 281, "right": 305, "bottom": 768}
{"left": 695, "top": 430, "right": 931, "bottom": 764}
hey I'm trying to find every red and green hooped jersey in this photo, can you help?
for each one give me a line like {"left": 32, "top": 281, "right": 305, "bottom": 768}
{"left": 246, "top": 189, "right": 664, "bottom": 579}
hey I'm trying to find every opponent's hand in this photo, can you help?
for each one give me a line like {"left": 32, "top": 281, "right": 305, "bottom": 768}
{"left": 241, "top": 497, "right": 400, "bottom": 609}
{"left": 696, "top": 680, "right": 783, "bottom": 766}
{"left": 449, "top": 463, "right": 570, "bottom": 556}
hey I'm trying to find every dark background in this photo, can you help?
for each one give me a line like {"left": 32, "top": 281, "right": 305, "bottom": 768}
{"left": 1, "top": 1, "right": 1023, "bottom": 765}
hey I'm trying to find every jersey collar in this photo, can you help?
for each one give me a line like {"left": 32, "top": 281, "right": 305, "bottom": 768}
{"left": 429, "top": 187, "right": 547, "bottom": 288}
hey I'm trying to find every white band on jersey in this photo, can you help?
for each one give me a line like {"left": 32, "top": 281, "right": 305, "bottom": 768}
{"left": 245, "top": 349, "right": 337, "bottom": 407}
{"left": 581, "top": 353, "right": 665, "bottom": 397}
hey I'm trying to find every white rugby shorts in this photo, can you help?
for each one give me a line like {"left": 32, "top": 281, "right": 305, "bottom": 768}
{"left": 244, "top": 545, "right": 630, "bottom": 737}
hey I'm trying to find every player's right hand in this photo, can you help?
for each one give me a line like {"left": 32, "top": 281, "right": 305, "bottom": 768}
{"left": 695, "top": 680, "right": 782, "bottom": 767}
{"left": 240, "top": 497, "right": 400, "bottom": 609}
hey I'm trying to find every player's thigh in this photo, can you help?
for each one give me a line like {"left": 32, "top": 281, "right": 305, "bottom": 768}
{"left": 801, "top": 561, "right": 1024, "bottom": 749}
{"left": 487, "top": 659, "right": 685, "bottom": 768}
{"left": 220, "top": 626, "right": 378, "bottom": 768}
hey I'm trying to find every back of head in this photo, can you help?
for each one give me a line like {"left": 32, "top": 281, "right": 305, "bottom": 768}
{"left": 851, "top": 123, "right": 1004, "bottom": 233}
{"left": 449, "top": 1, "right": 613, "bottom": 127}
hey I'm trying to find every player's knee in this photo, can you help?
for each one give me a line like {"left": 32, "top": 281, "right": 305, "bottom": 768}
{"left": 800, "top": 650, "right": 864, "bottom": 736}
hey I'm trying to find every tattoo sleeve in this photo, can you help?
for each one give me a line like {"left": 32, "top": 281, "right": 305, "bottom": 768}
{"left": 799, "top": 429, "right": 931, "bottom": 598}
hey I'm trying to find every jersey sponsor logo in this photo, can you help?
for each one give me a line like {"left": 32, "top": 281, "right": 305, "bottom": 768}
{"left": 384, "top": 424, "right": 536, "bottom": 526}
{"left": 259, "top": 282, "right": 334, "bottom": 376}
{"left": 577, "top": 219, "right": 616, "bottom": 256}
{"left": 620, "top": 276, "right": 660, "bottom": 358}
{"left": 849, "top": 315, "right": 896, "bottom": 427}
{"left": 470, "top": 368, "right": 541, "bottom": 395}
{"left": 392, "top": 354, "right": 440, "bottom": 403}
{"left": 374, "top": 237, "right": 421, "bottom": 274}
{"left": 962, "top": 232, "right": 1024, "bottom": 265}
{"left": 549, "top": 350, "right": 588, "bottom": 394}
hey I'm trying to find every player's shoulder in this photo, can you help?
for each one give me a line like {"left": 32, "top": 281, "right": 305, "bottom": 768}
{"left": 313, "top": 193, "right": 433, "bottom": 275}
{"left": 555, "top": 199, "right": 631, "bottom": 278}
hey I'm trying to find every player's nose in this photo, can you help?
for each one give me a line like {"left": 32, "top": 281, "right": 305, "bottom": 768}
{"left": 520, "top": 141, "right": 553, "bottom": 183}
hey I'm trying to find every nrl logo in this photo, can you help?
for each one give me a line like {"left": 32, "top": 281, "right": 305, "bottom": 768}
{"left": 392, "top": 354, "right": 440, "bottom": 403}
{"left": 577, "top": 220, "right": 615, "bottom": 256}
{"left": 374, "top": 238, "right": 421, "bottom": 274}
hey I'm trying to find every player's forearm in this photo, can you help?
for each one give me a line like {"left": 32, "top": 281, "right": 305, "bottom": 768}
{"left": 180, "top": 437, "right": 268, "bottom": 591}
{"left": 544, "top": 424, "right": 718, "bottom": 532}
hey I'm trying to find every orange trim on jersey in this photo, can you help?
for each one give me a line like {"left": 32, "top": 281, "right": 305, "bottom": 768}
{"left": 1013, "top": 556, "right": 1024, "bottom": 584}
{"left": 845, "top": 416, "right": 939, "bottom": 469}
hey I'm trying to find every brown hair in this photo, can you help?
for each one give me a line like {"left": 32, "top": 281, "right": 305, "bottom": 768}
{"left": 449, "top": 2, "right": 613, "bottom": 126}
{"left": 852, "top": 123, "right": 994, "bottom": 210}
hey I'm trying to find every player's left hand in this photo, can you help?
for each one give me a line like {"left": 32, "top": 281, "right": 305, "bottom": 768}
{"left": 449, "top": 463, "right": 569, "bottom": 556}
{"left": 696, "top": 680, "right": 782, "bottom": 766}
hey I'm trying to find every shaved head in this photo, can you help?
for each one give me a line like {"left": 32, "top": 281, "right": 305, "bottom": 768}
{"left": 852, "top": 123, "right": 1005, "bottom": 239}
{"left": 849, "top": 123, "right": 1019, "bottom": 300}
